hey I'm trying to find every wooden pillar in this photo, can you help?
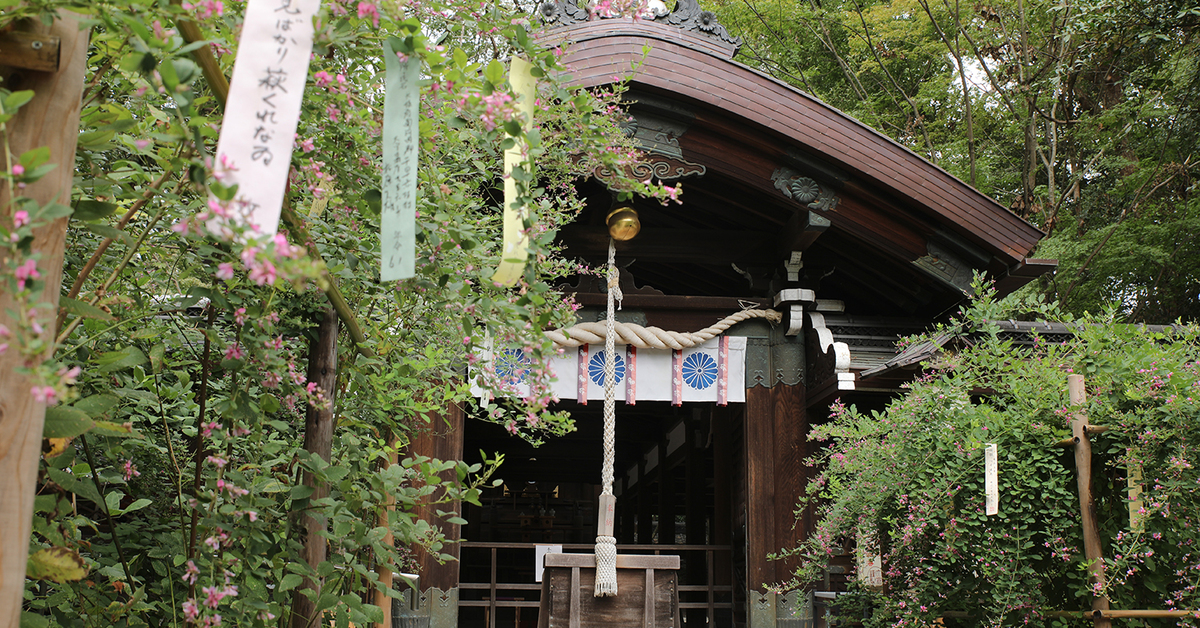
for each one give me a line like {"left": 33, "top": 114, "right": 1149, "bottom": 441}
{"left": 771, "top": 383, "right": 806, "bottom": 580}
{"left": 743, "top": 386, "right": 776, "bottom": 591}
{"left": 685, "top": 412, "right": 707, "bottom": 544}
{"left": 0, "top": 15, "right": 88, "bottom": 627}
{"left": 711, "top": 406, "right": 732, "bottom": 586}
{"left": 290, "top": 307, "right": 339, "bottom": 628}
{"left": 685, "top": 411, "right": 707, "bottom": 626}
{"left": 405, "top": 402, "right": 466, "bottom": 592}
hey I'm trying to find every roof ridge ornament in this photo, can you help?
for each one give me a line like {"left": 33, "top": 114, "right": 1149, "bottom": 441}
{"left": 537, "top": 0, "right": 743, "bottom": 50}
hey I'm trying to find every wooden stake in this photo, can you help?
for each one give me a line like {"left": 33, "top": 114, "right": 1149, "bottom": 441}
{"left": 1068, "top": 374, "right": 1112, "bottom": 628}
{"left": 0, "top": 14, "right": 88, "bottom": 628}
{"left": 290, "top": 307, "right": 339, "bottom": 628}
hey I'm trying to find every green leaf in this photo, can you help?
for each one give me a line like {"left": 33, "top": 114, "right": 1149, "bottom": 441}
{"left": 362, "top": 189, "right": 382, "bottom": 216}
{"left": 95, "top": 346, "right": 147, "bottom": 372}
{"left": 484, "top": 59, "right": 505, "bottom": 85}
{"left": 4, "top": 90, "right": 35, "bottom": 111}
{"left": 279, "top": 573, "right": 304, "bottom": 592}
{"left": 73, "top": 394, "right": 118, "bottom": 418}
{"left": 77, "top": 129, "right": 116, "bottom": 149}
{"left": 20, "top": 611, "right": 50, "bottom": 628}
{"left": 47, "top": 468, "right": 104, "bottom": 507}
{"left": 43, "top": 406, "right": 95, "bottom": 439}
{"left": 92, "top": 420, "right": 143, "bottom": 438}
{"left": 149, "top": 344, "right": 165, "bottom": 373}
{"left": 123, "top": 498, "right": 152, "bottom": 513}
{"left": 26, "top": 547, "right": 89, "bottom": 583}
{"left": 19, "top": 146, "right": 50, "bottom": 169}
{"left": 59, "top": 296, "right": 116, "bottom": 322}
{"left": 72, "top": 199, "right": 119, "bottom": 221}
{"left": 83, "top": 222, "right": 132, "bottom": 243}
{"left": 36, "top": 202, "right": 72, "bottom": 221}
{"left": 261, "top": 394, "right": 281, "bottom": 414}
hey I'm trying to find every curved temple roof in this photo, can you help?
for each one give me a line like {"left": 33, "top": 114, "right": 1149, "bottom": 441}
{"left": 542, "top": 5, "right": 1054, "bottom": 318}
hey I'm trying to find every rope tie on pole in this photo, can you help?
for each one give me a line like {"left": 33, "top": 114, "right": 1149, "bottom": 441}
{"left": 594, "top": 237, "right": 621, "bottom": 597}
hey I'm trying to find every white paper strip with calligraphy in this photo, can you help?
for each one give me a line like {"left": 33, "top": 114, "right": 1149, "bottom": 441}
{"left": 471, "top": 337, "right": 747, "bottom": 404}
{"left": 212, "top": 0, "right": 320, "bottom": 238}
{"left": 984, "top": 443, "right": 999, "bottom": 516}
{"left": 380, "top": 38, "right": 420, "bottom": 281}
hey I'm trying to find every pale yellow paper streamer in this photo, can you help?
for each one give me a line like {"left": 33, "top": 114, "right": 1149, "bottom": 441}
{"left": 491, "top": 57, "right": 537, "bottom": 286}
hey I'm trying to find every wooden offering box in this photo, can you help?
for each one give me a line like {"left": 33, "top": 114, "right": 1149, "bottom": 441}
{"left": 538, "top": 553, "right": 680, "bottom": 628}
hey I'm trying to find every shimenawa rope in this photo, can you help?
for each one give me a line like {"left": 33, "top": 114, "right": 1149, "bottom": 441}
{"left": 545, "top": 308, "right": 781, "bottom": 350}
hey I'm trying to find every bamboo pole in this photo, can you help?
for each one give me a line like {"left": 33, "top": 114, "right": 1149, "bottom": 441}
{"left": 0, "top": 15, "right": 88, "bottom": 628}
{"left": 1069, "top": 374, "right": 1112, "bottom": 628}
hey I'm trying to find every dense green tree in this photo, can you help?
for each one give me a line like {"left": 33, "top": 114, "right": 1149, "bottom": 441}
{"left": 711, "top": 0, "right": 1200, "bottom": 322}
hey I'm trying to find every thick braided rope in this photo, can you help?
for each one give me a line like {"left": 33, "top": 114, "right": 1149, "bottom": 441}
{"left": 595, "top": 238, "right": 620, "bottom": 597}
{"left": 546, "top": 308, "right": 781, "bottom": 350}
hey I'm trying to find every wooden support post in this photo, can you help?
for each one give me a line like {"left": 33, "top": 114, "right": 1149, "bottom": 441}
{"left": 375, "top": 432, "right": 400, "bottom": 628}
{"left": 290, "top": 307, "right": 339, "bottom": 628}
{"left": 1069, "top": 374, "right": 1111, "bottom": 628}
{"left": 744, "top": 386, "right": 776, "bottom": 590}
{"left": 685, "top": 411, "right": 707, "bottom": 626}
{"left": 405, "top": 403, "right": 465, "bottom": 592}
{"left": 772, "top": 383, "right": 807, "bottom": 579}
{"left": 0, "top": 14, "right": 88, "bottom": 628}
{"left": 711, "top": 407, "right": 732, "bottom": 589}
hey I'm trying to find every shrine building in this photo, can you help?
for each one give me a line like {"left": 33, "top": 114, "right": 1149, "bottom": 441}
{"left": 401, "top": 3, "right": 1053, "bottom": 627}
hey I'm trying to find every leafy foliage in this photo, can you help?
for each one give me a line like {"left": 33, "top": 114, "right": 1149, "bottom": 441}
{"left": 710, "top": 0, "right": 1200, "bottom": 322}
{"left": 785, "top": 284, "right": 1200, "bottom": 625}
{"left": 2, "top": 0, "right": 672, "bottom": 624}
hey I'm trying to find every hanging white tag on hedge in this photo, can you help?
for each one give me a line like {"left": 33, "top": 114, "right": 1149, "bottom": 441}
{"left": 380, "top": 37, "right": 420, "bottom": 281}
{"left": 212, "top": 0, "right": 320, "bottom": 238}
{"left": 984, "top": 443, "right": 999, "bottom": 516}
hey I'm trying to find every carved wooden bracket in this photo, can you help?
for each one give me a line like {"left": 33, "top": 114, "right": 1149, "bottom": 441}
{"left": 771, "top": 166, "right": 839, "bottom": 212}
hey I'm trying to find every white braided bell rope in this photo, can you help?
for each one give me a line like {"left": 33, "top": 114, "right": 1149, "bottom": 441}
{"left": 595, "top": 238, "right": 620, "bottom": 597}
{"left": 546, "top": 308, "right": 781, "bottom": 350}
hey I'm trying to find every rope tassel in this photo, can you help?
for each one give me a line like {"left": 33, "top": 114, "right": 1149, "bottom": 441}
{"left": 594, "top": 238, "right": 621, "bottom": 597}
{"left": 594, "top": 535, "right": 618, "bottom": 597}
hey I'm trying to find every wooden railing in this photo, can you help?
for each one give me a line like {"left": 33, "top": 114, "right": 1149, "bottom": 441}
{"left": 459, "top": 542, "right": 733, "bottom": 628}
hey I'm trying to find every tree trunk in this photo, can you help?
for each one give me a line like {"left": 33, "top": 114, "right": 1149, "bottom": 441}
{"left": 0, "top": 15, "right": 88, "bottom": 627}
{"left": 290, "top": 307, "right": 339, "bottom": 628}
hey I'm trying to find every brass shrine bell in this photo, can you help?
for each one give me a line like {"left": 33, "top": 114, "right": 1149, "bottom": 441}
{"left": 606, "top": 207, "right": 641, "bottom": 241}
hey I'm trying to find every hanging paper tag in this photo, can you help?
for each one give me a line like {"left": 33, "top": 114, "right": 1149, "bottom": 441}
{"left": 212, "top": 0, "right": 320, "bottom": 238}
{"left": 984, "top": 443, "right": 999, "bottom": 516}
{"left": 490, "top": 56, "right": 536, "bottom": 286}
{"left": 380, "top": 38, "right": 420, "bottom": 281}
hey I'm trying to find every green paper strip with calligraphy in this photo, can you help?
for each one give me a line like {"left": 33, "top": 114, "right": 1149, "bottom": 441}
{"left": 380, "top": 38, "right": 420, "bottom": 281}
{"left": 211, "top": 0, "right": 320, "bottom": 238}
{"left": 490, "top": 56, "right": 536, "bottom": 286}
